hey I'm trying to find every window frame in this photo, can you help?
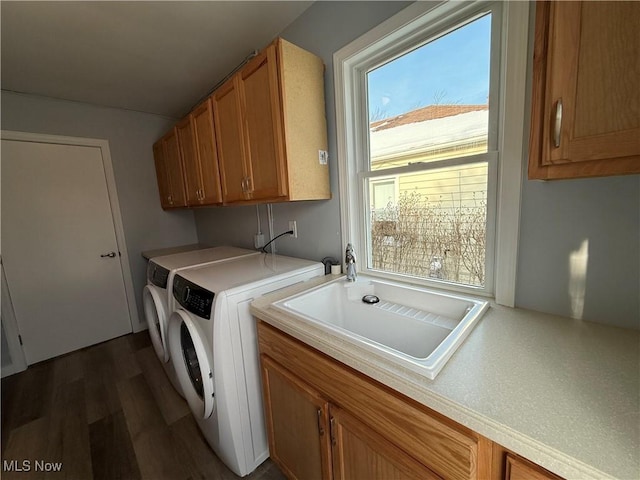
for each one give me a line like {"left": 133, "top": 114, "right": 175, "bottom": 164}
{"left": 334, "top": 0, "right": 529, "bottom": 305}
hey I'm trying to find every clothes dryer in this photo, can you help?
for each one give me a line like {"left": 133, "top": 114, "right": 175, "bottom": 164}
{"left": 143, "top": 246, "right": 258, "bottom": 395}
{"left": 167, "top": 254, "right": 323, "bottom": 476}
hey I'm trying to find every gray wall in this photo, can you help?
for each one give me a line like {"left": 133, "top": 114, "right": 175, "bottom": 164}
{"left": 194, "top": 1, "right": 639, "bottom": 329}
{"left": 516, "top": 176, "right": 639, "bottom": 328}
{"left": 1, "top": 91, "right": 199, "bottom": 329}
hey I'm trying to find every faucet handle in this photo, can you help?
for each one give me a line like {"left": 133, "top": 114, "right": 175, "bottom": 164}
{"left": 345, "top": 243, "right": 356, "bottom": 262}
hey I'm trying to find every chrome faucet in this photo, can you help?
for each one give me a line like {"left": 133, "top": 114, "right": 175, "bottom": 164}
{"left": 345, "top": 243, "right": 357, "bottom": 282}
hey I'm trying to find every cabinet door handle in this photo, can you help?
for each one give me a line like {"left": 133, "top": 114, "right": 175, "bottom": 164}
{"left": 168, "top": 194, "right": 173, "bottom": 205}
{"left": 241, "top": 177, "right": 247, "bottom": 193}
{"left": 245, "top": 176, "right": 252, "bottom": 193}
{"left": 316, "top": 408, "right": 325, "bottom": 436}
{"left": 100, "top": 252, "right": 116, "bottom": 258}
{"left": 553, "top": 98, "right": 563, "bottom": 148}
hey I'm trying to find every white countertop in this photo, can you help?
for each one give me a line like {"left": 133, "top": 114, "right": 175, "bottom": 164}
{"left": 250, "top": 275, "right": 640, "bottom": 480}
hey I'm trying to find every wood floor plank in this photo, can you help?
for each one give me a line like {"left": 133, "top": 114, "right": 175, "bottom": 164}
{"left": 89, "top": 410, "right": 141, "bottom": 480}
{"left": 105, "top": 334, "right": 143, "bottom": 381}
{"left": 83, "top": 344, "right": 123, "bottom": 424}
{"left": 43, "top": 379, "right": 93, "bottom": 479}
{"left": 135, "top": 346, "right": 190, "bottom": 425}
{"left": 128, "top": 331, "right": 152, "bottom": 352}
{"left": 117, "top": 374, "right": 168, "bottom": 437}
{"left": 133, "top": 427, "right": 190, "bottom": 480}
{"left": 51, "top": 348, "right": 85, "bottom": 389}
{"left": 117, "top": 374, "right": 187, "bottom": 480}
{"left": 253, "top": 461, "right": 287, "bottom": 480}
{"left": 1, "top": 360, "right": 55, "bottom": 449}
{"left": 2, "top": 417, "right": 50, "bottom": 479}
{"left": 168, "top": 414, "right": 239, "bottom": 480}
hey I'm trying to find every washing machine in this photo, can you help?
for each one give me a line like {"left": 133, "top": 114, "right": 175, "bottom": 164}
{"left": 166, "top": 253, "right": 324, "bottom": 476}
{"left": 143, "top": 246, "right": 258, "bottom": 395}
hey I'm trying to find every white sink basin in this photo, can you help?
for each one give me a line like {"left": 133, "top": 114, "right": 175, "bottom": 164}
{"left": 272, "top": 275, "right": 489, "bottom": 379}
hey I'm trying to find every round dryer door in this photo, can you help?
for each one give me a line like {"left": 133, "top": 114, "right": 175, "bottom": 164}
{"left": 168, "top": 309, "right": 214, "bottom": 419}
{"left": 143, "top": 284, "right": 170, "bottom": 363}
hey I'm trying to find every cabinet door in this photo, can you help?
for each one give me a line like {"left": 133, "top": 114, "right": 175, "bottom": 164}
{"left": 192, "top": 98, "right": 222, "bottom": 204}
{"left": 330, "top": 406, "right": 441, "bottom": 480}
{"left": 530, "top": 1, "right": 640, "bottom": 179}
{"left": 505, "top": 453, "right": 563, "bottom": 480}
{"left": 176, "top": 116, "right": 202, "bottom": 205}
{"left": 162, "top": 129, "right": 187, "bottom": 208}
{"left": 239, "top": 45, "right": 287, "bottom": 201}
{"left": 213, "top": 77, "right": 248, "bottom": 203}
{"left": 152, "top": 140, "right": 172, "bottom": 209}
{"left": 261, "top": 355, "right": 332, "bottom": 480}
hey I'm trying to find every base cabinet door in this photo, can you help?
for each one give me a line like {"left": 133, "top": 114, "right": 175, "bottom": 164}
{"left": 504, "top": 454, "right": 563, "bottom": 480}
{"left": 261, "top": 355, "right": 332, "bottom": 480}
{"left": 330, "top": 406, "right": 441, "bottom": 480}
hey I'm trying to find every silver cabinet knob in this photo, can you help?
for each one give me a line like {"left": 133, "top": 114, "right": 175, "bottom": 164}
{"left": 100, "top": 252, "right": 117, "bottom": 258}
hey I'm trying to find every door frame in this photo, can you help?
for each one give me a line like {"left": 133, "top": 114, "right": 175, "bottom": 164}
{"left": 1, "top": 261, "right": 28, "bottom": 377}
{"left": 0, "top": 130, "right": 138, "bottom": 369}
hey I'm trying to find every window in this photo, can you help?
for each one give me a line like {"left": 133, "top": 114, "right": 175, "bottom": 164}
{"left": 335, "top": 1, "right": 529, "bottom": 302}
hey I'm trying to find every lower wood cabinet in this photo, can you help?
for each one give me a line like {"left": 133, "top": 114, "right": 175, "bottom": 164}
{"left": 504, "top": 453, "right": 563, "bottom": 480}
{"left": 261, "top": 355, "right": 331, "bottom": 480}
{"left": 257, "top": 321, "right": 564, "bottom": 480}
{"left": 258, "top": 321, "right": 483, "bottom": 480}
{"left": 330, "top": 406, "right": 441, "bottom": 480}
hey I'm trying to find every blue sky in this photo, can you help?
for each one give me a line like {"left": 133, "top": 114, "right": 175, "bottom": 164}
{"left": 367, "top": 13, "right": 492, "bottom": 121}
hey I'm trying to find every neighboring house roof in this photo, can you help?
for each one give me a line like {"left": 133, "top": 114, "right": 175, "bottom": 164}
{"left": 370, "top": 105, "right": 488, "bottom": 161}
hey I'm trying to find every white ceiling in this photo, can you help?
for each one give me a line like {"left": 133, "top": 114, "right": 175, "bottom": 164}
{"left": 1, "top": 1, "right": 314, "bottom": 118}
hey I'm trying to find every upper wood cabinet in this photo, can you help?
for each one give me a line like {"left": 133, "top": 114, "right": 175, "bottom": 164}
{"left": 213, "top": 76, "right": 251, "bottom": 203}
{"left": 529, "top": 1, "right": 640, "bottom": 180}
{"left": 153, "top": 129, "right": 187, "bottom": 208}
{"left": 176, "top": 99, "right": 223, "bottom": 206}
{"left": 152, "top": 37, "right": 330, "bottom": 209}
{"left": 176, "top": 116, "right": 201, "bottom": 205}
{"left": 213, "top": 38, "right": 330, "bottom": 204}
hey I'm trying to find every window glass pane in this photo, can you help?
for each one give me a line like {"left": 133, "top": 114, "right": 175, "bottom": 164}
{"left": 371, "top": 179, "right": 396, "bottom": 214}
{"left": 367, "top": 14, "right": 491, "bottom": 171}
{"left": 368, "top": 163, "right": 487, "bottom": 287}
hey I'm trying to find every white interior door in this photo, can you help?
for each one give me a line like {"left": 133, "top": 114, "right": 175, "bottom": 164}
{"left": 1, "top": 139, "right": 132, "bottom": 364}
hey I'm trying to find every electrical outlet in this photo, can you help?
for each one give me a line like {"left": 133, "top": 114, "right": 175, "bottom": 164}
{"left": 288, "top": 220, "right": 298, "bottom": 238}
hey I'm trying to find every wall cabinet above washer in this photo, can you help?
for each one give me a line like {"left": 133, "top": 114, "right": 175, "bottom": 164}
{"left": 176, "top": 99, "right": 223, "bottom": 206}
{"left": 152, "top": 37, "right": 330, "bottom": 210}
{"left": 153, "top": 128, "right": 187, "bottom": 209}
{"left": 213, "top": 38, "right": 330, "bottom": 204}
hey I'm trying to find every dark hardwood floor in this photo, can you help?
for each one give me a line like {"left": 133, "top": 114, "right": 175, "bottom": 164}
{"left": 1, "top": 332, "right": 285, "bottom": 480}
